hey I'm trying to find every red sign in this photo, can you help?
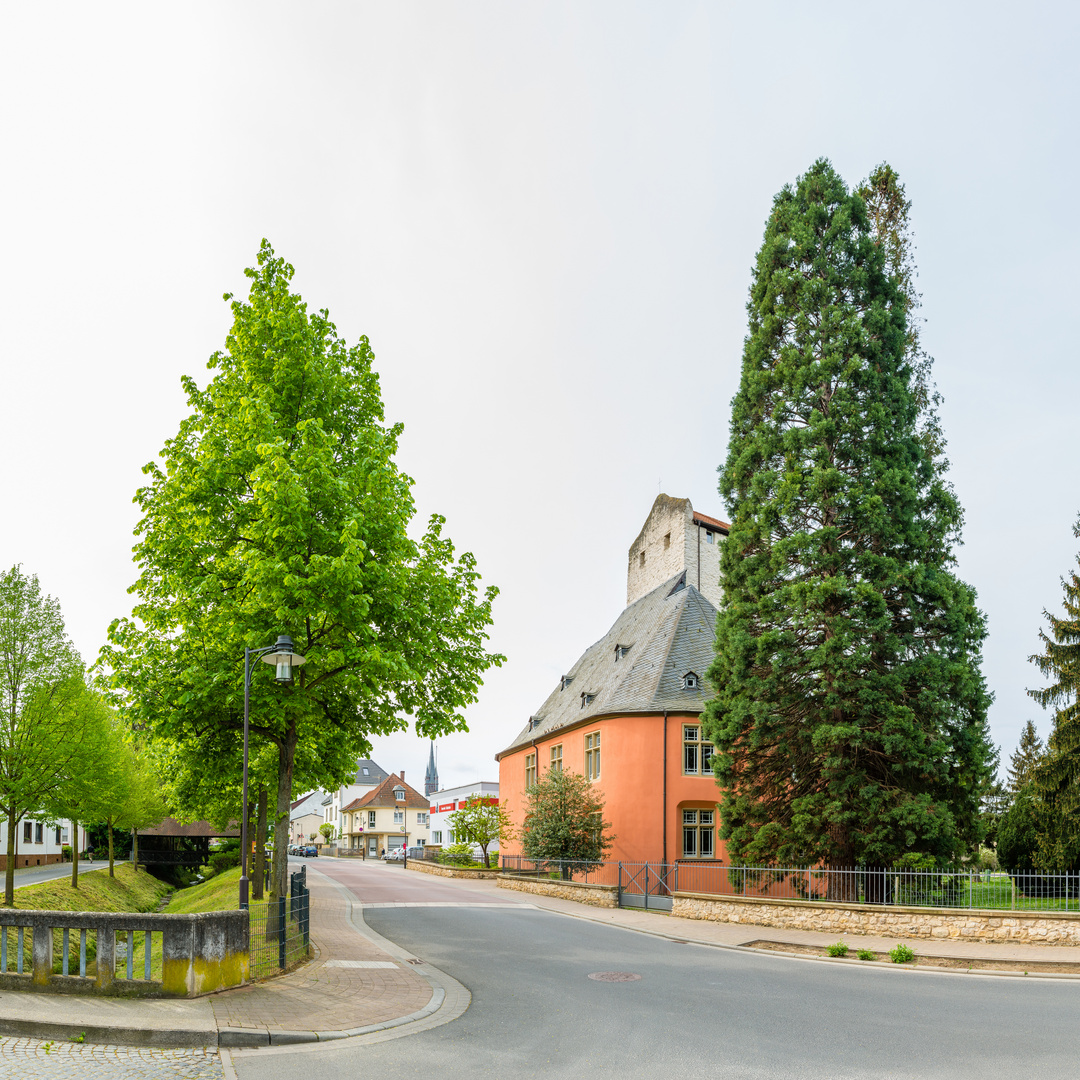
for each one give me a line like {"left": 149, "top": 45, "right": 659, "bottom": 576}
{"left": 438, "top": 803, "right": 455, "bottom": 813}
{"left": 430, "top": 806, "right": 438, "bottom": 815}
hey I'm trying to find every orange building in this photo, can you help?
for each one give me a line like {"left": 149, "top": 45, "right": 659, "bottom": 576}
{"left": 497, "top": 495, "right": 730, "bottom": 865}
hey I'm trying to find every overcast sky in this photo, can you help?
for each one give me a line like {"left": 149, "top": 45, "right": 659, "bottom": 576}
{"left": 2, "top": 2, "right": 1077, "bottom": 795}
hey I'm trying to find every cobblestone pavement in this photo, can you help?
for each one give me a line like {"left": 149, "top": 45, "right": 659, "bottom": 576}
{"left": 0, "top": 1037, "right": 223, "bottom": 1078}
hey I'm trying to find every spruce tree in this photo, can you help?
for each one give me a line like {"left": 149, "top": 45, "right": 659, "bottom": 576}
{"left": 1006, "top": 719, "right": 1045, "bottom": 793}
{"left": 1028, "top": 514, "right": 1080, "bottom": 868}
{"left": 704, "top": 160, "right": 993, "bottom": 886}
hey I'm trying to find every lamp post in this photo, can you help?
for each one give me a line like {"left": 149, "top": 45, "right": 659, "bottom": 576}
{"left": 241, "top": 634, "right": 306, "bottom": 910}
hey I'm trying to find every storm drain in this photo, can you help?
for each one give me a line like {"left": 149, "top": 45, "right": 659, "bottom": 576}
{"left": 588, "top": 971, "right": 642, "bottom": 982}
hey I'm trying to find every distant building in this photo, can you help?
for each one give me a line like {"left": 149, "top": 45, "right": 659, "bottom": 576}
{"left": 320, "top": 760, "right": 389, "bottom": 839}
{"left": 428, "top": 782, "right": 500, "bottom": 855}
{"left": 497, "top": 494, "right": 728, "bottom": 865}
{"left": 341, "top": 773, "right": 430, "bottom": 856}
{"left": 289, "top": 791, "right": 325, "bottom": 846}
{"left": 0, "top": 818, "right": 88, "bottom": 869}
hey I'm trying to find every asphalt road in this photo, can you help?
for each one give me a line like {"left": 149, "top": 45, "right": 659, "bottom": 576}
{"left": 8, "top": 860, "right": 114, "bottom": 889}
{"left": 233, "top": 863, "right": 1080, "bottom": 1080}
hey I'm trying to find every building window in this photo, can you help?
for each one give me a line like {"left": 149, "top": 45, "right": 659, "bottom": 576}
{"left": 368, "top": 810, "right": 377, "bottom": 828}
{"left": 560, "top": 675, "right": 573, "bottom": 691}
{"left": 362, "top": 767, "right": 370, "bottom": 775}
{"left": 35, "top": 823, "right": 43, "bottom": 845}
{"left": 639, "top": 551, "right": 645, "bottom": 568}
{"left": 550, "top": 744, "right": 563, "bottom": 773}
{"left": 706, "top": 530, "right": 714, "bottom": 544}
{"left": 23, "top": 822, "right": 31, "bottom": 843}
{"left": 60, "top": 827, "right": 68, "bottom": 844}
{"left": 432, "top": 831, "right": 443, "bottom": 844}
{"left": 580, "top": 692, "right": 595, "bottom": 708}
{"left": 683, "top": 809, "right": 714, "bottom": 858}
{"left": 664, "top": 532, "right": 671, "bottom": 549}
{"left": 417, "top": 812, "right": 428, "bottom": 824}
{"left": 394, "top": 810, "right": 404, "bottom": 824}
{"left": 447, "top": 831, "right": 455, "bottom": 844}
{"left": 682, "top": 671, "right": 699, "bottom": 690}
{"left": 615, "top": 644, "right": 630, "bottom": 662}
{"left": 683, "top": 725, "right": 714, "bottom": 775}
{"left": 394, "top": 787, "right": 405, "bottom": 801}
{"left": 525, "top": 753, "right": 537, "bottom": 787}
{"left": 584, "top": 731, "right": 601, "bottom": 781}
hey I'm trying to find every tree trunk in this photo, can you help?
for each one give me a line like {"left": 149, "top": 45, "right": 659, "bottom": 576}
{"left": 253, "top": 786, "right": 267, "bottom": 900}
{"left": 131, "top": 827, "right": 138, "bottom": 873}
{"left": 70, "top": 819, "right": 79, "bottom": 889}
{"left": 4, "top": 809, "right": 16, "bottom": 906}
{"left": 107, "top": 818, "right": 115, "bottom": 877}
{"left": 267, "top": 725, "right": 296, "bottom": 939}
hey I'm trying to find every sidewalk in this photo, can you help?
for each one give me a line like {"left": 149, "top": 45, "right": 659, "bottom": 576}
{"left": 0, "top": 867, "right": 469, "bottom": 1050}
{"left": 0, "top": 862, "right": 1077, "bottom": 1051}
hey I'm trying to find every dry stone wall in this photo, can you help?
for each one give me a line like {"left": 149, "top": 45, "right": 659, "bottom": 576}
{"left": 498, "top": 876, "right": 618, "bottom": 908}
{"left": 673, "top": 892, "right": 1080, "bottom": 945}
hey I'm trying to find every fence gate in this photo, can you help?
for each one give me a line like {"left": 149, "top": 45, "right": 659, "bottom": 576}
{"left": 618, "top": 862, "right": 674, "bottom": 912}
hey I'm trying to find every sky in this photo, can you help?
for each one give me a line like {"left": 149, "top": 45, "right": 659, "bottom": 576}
{"left": 2, "top": 2, "right": 1078, "bottom": 795}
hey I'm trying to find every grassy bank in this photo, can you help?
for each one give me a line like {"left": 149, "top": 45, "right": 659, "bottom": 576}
{"left": 4, "top": 863, "right": 171, "bottom": 913}
{"left": 163, "top": 867, "right": 242, "bottom": 914}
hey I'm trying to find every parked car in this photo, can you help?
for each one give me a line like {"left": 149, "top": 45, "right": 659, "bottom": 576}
{"left": 383, "top": 848, "right": 405, "bottom": 861}
{"left": 303, "top": 844, "right": 318, "bottom": 857}
{"left": 406, "top": 847, "right": 426, "bottom": 859}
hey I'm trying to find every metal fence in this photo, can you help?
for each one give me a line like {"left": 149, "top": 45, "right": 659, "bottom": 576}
{"left": 247, "top": 866, "right": 310, "bottom": 979}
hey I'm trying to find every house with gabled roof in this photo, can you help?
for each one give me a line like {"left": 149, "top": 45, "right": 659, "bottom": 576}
{"left": 341, "top": 773, "right": 430, "bottom": 857}
{"left": 497, "top": 494, "right": 729, "bottom": 865}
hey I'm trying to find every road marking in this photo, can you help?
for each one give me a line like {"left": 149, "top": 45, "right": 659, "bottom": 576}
{"left": 362, "top": 901, "right": 534, "bottom": 909}
{"left": 323, "top": 960, "right": 398, "bottom": 968}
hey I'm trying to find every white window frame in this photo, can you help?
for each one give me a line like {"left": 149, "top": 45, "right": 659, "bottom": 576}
{"left": 683, "top": 724, "right": 714, "bottom": 775}
{"left": 584, "top": 731, "right": 601, "bottom": 781}
{"left": 682, "top": 808, "right": 715, "bottom": 859}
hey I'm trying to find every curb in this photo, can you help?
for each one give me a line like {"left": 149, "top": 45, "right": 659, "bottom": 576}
{"left": 0, "top": 1016, "right": 217, "bottom": 1049}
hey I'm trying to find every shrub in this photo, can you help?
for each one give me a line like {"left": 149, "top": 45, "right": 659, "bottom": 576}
{"left": 437, "top": 843, "right": 477, "bottom": 867}
{"left": 889, "top": 944, "right": 915, "bottom": 964}
{"left": 825, "top": 942, "right": 849, "bottom": 957}
{"left": 857, "top": 948, "right": 876, "bottom": 961}
{"left": 207, "top": 848, "right": 240, "bottom": 874}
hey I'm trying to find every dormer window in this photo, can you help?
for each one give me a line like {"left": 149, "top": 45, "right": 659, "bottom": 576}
{"left": 362, "top": 767, "right": 369, "bottom": 775}
{"left": 615, "top": 644, "right": 631, "bottom": 662}
{"left": 580, "top": 692, "right": 596, "bottom": 708}
{"left": 560, "top": 675, "right": 573, "bottom": 691}
{"left": 394, "top": 787, "right": 406, "bottom": 801}
{"left": 682, "top": 671, "right": 700, "bottom": 690}
{"left": 528, "top": 715, "right": 542, "bottom": 731}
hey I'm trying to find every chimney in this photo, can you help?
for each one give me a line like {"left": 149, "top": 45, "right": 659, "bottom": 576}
{"left": 400, "top": 771, "right": 405, "bottom": 782}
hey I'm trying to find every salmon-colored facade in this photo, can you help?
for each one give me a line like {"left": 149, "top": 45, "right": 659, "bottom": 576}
{"left": 497, "top": 495, "right": 730, "bottom": 866}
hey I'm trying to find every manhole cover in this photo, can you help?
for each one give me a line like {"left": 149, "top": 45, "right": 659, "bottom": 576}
{"left": 588, "top": 971, "right": 641, "bottom": 982}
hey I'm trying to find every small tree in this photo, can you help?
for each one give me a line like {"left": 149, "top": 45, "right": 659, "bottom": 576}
{"left": 318, "top": 822, "right": 335, "bottom": 846}
{"left": 447, "top": 795, "right": 514, "bottom": 868}
{"left": 1028, "top": 514, "right": 1080, "bottom": 868}
{"left": 520, "top": 771, "right": 612, "bottom": 879}
{"left": 1007, "top": 720, "right": 1045, "bottom": 794}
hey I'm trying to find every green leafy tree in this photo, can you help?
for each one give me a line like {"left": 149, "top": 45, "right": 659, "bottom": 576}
{"left": 318, "top": 822, "right": 335, "bottom": 845}
{"left": 447, "top": 795, "right": 514, "bottom": 868}
{"left": 520, "top": 770, "right": 612, "bottom": 878}
{"left": 0, "top": 566, "right": 112, "bottom": 906}
{"left": 1007, "top": 720, "right": 1045, "bottom": 794}
{"left": 1028, "top": 514, "right": 1080, "bottom": 868}
{"left": 101, "top": 242, "right": 503, "bottom": 910}
{"left": 704, "top": 160, "right": 993, "bottom": 889}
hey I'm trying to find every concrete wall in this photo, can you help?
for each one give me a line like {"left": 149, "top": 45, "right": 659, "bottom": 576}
{"left": 0, "top": 910, "right": 249, "bottom": 996}
{"left": 498, "top": 876, "right": 618, "bottom": 908}
{"left": 672, "top": 892, "right": 1080, "bottom": 945}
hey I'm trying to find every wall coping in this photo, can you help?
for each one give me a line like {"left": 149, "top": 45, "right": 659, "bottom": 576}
{"left": 672, "top": 891, "right": 1080, "bottom": 923}
{"left": 500, "top": 874, "right": 617, "bottom": 892}
{"left": 407, "top": 861, "right": 501, "bottom": 879}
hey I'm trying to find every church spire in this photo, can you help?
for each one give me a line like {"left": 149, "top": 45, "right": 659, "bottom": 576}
{"left": 424, "top": 741, "right": 439, "bottom": 797}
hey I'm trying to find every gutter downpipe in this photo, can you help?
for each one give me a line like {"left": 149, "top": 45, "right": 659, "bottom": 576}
{"left": 662, "top": 711, "right": 668, "bottom": 867}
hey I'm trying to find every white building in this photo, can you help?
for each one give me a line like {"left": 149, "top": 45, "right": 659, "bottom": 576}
{"left": 0, "top": 817, "right": 89, "bottom": 869}
{"left": 428, "top": 781, "right": 500, "bottom": 856}
{"left": 319, "top": 760, "right": 389, "bottom": 840}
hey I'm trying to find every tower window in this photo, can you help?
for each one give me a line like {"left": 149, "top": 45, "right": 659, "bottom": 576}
{"left": 639, "top": 551, "right": 646, "bottom": 568}
{"left": 664, "top": 532, "right": 671, "bottom": 549}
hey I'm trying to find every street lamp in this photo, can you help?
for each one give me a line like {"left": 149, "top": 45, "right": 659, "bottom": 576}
{"left": 240, "top": 634, "right": 306, "bottom": 910}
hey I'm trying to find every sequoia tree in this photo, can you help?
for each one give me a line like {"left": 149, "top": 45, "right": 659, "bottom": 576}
{"left": 704, "top": 160, "right": 993, "bottom": 883}
{"left": 102, "top": 241, "right": 503, "bottom": 906}
{"left": 1028, "top": 514, "right": 1080, "bottom": 868}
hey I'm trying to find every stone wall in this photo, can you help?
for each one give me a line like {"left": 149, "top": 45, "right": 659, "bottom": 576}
{"left": 498, "top": 875, "right": 618, "bottom": 908}
{"left": 672, "top": 892, "right": 1080, "bottom": 945}
{"left": 407, "top": 861, "right": 501, "bottom": 880}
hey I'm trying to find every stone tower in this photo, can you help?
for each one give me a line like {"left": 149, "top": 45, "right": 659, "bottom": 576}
{"left": 626, "top": 494, "right": 728, "bottom": 608}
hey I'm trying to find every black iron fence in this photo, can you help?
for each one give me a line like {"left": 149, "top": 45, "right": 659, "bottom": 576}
{"left": 248, "top": 865, "right": 310, "bottom": 979}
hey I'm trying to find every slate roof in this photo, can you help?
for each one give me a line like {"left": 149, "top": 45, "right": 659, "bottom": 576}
{"left": 498, "top": 573, "right": 719, "bottom": 758}
{"left": 352, "top": 760, "right": 388, "bottom": 786}
{"left": 343, "top": 773, "right": 429, "bottom": 812}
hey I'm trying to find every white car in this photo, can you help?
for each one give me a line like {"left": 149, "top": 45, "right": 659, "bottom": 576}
{"left": 383, "top": 848, "right": 406, "bottom": 861}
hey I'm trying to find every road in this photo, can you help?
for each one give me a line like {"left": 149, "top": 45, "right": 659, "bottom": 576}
{"left": 232, "top": 858, "right": 1080, "bottom": 1080}
{"left": 8, "top": 860, "right": 115, "bottom": 889}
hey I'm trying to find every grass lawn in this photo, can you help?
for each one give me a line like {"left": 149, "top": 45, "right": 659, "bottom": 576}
{"left": 162, "top": 867, "right": 243, "bottom": 914}
{"left": 3, "top": 862, "right": 170, "bottom": 913}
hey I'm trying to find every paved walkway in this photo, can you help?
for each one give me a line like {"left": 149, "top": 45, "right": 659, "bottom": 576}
{"left": 0, "top": 856, "right": 1076, "bottom": 1061}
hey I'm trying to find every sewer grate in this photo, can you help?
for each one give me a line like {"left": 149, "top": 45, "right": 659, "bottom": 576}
{"left": 406, "top": 958, "right": 425, "bottom": 965}
{"left": 588, "top": 971, "right": 642, "bottom": 982}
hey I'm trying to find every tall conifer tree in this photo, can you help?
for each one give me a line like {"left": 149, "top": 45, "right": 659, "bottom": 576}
{"left": 704, "top": 160, "right": 992, "bottom": 884}
{"left": 1006, "top": 719, "right": 1045, "bottom": 793}
{"left": 1028, "top": 515, "right": 1080, "bottom": 868}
